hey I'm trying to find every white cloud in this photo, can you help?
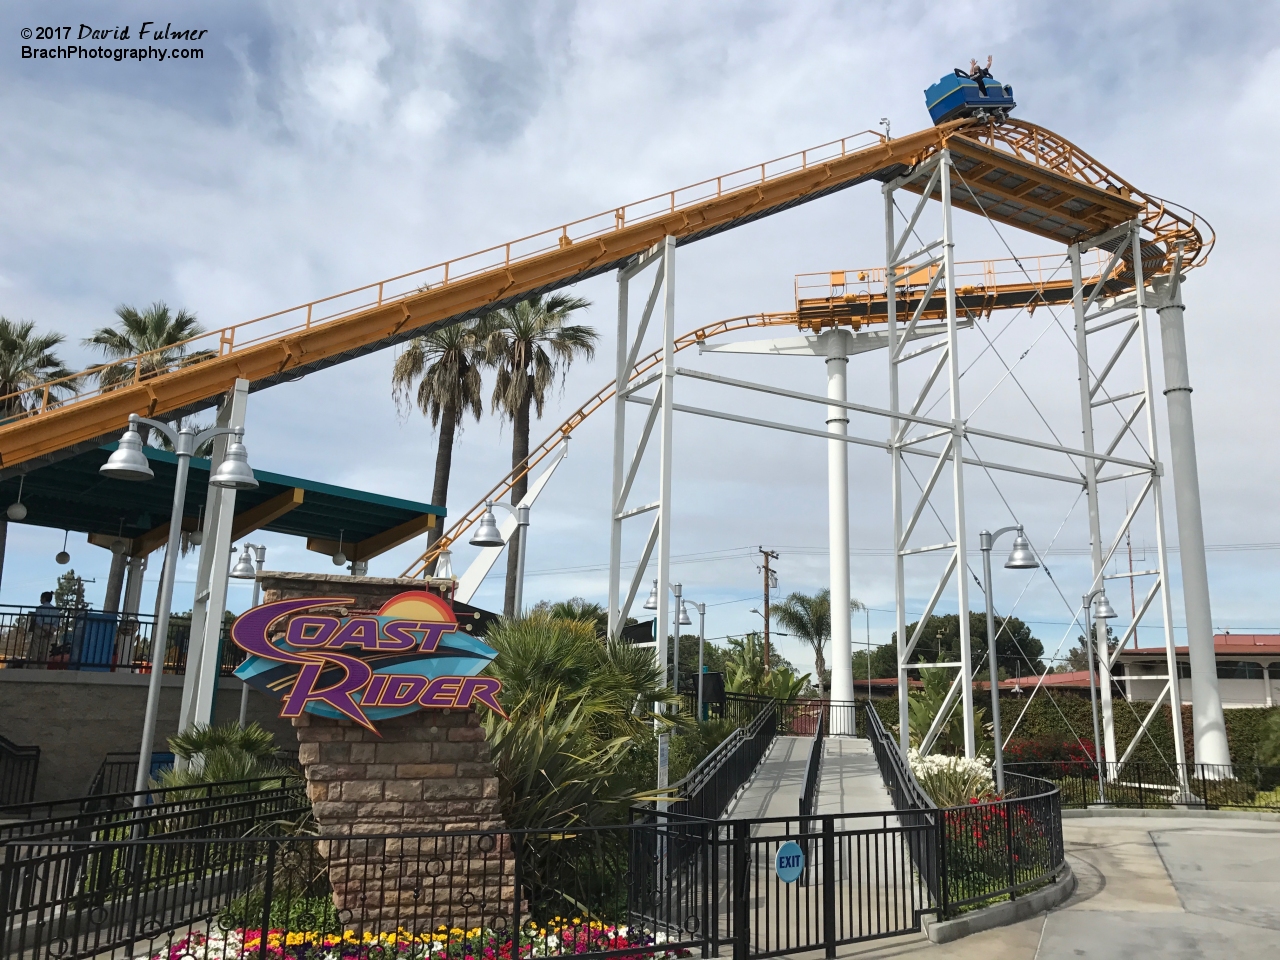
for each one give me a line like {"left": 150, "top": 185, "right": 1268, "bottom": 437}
{"left": 0, "top": 0, "right": 1277, "bottom": 652}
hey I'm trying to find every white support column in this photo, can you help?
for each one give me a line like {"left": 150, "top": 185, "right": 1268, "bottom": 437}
{"left": 1154, "top": 282, "right": 1230, "bottom": 768}
{"left": 939, "top": 152, "right": 976, "bottom": 760}
{"left": 655, "top": 235, "right": 676, "bottom": 795}
{"left": 1129, "top": 236, "right": 1192, "bottom": 788}
{"left": 655, "top": 235, "right": 676, "bottom": 692}
{"left": 826, "top": 332, "right": 855, "bottom": 730}
{"left": 607, "top": 269, "right": 630, "bottom": 639}
{"left": 122, "top": 555, "right": 146, "bottom": 616}
{"left": 178, "top": 379, "right": 249, "bottom": 734}
{"left": 1069, "top": 242, "right": 1119, "bottom": 768}
{"left": 886, "top": 187, "right": 910, "bottom": 753}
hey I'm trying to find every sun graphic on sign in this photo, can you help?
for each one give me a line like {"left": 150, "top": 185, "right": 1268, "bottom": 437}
{"left": 377, "top": 590, "right": 455, "bottom": 624}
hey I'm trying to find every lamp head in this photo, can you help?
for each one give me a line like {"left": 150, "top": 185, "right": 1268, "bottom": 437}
{"left": 99, "top": 417, "right": 155, "bottom": 481}
{"left": 1004, "top": 528, "right": 1039, "bottom": 569}
{"left": 678, "top": 600, "right": 692, "bottom": 626}
{"left": 1093, "top": 593, "right": 1117, "bottom": 619}
{"left": 209, "top": 430, "right": 258, "bottom": 490}
{"left": 643, "top": 579, "right": 658, "bottom": 611}
{"left": 6, "top": 501, "right": 26, "bottom": 521}
{"left": 469, "top": 501, "right": 504, "bottom": 547}
{"left": 56, "top": 550, "right": 70, "bottom": 565}
{"left": 331, "top": 549, "right": 347, "bottom": 566}
{"left": 230, "top": 544, "right": 256, "bottom": 579}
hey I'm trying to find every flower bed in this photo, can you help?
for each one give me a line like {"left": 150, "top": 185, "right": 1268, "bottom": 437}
{"left": 155, "top": 921, "right": 692, "bottom": 960}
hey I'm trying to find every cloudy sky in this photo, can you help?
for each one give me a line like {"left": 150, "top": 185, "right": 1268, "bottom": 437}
{"left": 1, "top": 0, "right": 1277, "bottom": 675}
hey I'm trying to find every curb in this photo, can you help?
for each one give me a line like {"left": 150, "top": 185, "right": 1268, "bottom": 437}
{"left": 921, "top": 864, "right": 1075, "bottom": 944}
{"left": 1061, "top": 807, "right": 1280, "bottom": 823}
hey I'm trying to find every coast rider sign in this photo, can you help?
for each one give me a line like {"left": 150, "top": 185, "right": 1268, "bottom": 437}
{"left": 232, "top": 590, "right": 504, "bottom": 732}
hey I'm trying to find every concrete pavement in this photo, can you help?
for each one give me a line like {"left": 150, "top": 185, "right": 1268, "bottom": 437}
{"left": 828, "top": 815, "right": 1280, "bottom": 959}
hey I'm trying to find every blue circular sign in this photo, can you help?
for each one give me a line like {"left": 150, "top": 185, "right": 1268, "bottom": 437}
{"left": 775, "top": 840, "right": 805, "bottom": 883}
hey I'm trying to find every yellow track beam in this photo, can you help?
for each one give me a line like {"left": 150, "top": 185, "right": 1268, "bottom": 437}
{"left": 0, "top": 118, "right": 1204, "bottom": 472}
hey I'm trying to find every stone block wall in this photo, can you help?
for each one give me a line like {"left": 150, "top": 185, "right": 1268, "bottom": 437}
{"left": 265, "top": 571, "right": 513, "bottom": 930}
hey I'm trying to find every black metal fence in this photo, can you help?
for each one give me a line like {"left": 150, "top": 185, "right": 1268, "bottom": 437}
{"left": 861, "top": 703, "right": 1064, "bottom": 919}
{"left": 1, "top": 702, "right": 1071, "bottom": 959}
{"left": 670, "top": 701, "right": 778, "bottom": 821}
{"left": 798, "top": 710, "right": 824, "bottom": 821}
{"left": 1, "top": 810, "right": 949, "bottom": 960}
{"left": 0, "top": 778, "right": 307, "bottom": 846}
{"left": 935, "top": 773, "right": 1064, "bottom": 914}
{"left": 1005, "top": 760, "right": 1280, "bottom": 811}
{"left": 0, "top": 604, "right": 238, "bottom": 675}
{"left": 0, "top": 738, "right": 38, "bottom": 807}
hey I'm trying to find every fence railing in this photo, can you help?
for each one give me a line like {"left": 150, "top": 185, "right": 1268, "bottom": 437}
{"left": 0, "top": 778, "right": 307, "bottom": 844}
{"left": 0, "top": 605, "right": 238, "bottom": 675}
{"left": 861, "top": 702, "right": 1065, "bottom": 918}
{"left": 0, "top": 737, "right": 38, "bottom": 807}
{"left": 935, "top": 773, "right": 1065, "bottom": 914}
{"left": 1004, "top": 760, "right": 1280, "bottom": 810}
{"left": 798, "top": 709, "right": 824, "bottom": 820}
{"left": 669, "top": 700, "right": 778, "bottom": 821}
{"left": 2, "top": 818, "right": 720, "bottom": 960}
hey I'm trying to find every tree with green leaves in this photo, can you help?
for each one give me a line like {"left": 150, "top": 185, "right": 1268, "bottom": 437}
{"left": 0, "top": 318, "right": 76, "bottom": 419}
{"left": 906, "top": 667, "right": 992, "bottom": 757}
{"left": 533, "top": 596, "right": 609, "bottom": 637}
{"left": 723, "top": 632, "right": 810, "bottom": 699}
{"left": 895, "top": 612, "right": 1045, "bottom": 680}
{"left": 392, "top": 321, "right": 486, "bottom": 565}
{"left": 480, "top": 612, "right": 681, "bottom": 827}
{"left": 154, "top": 721, "right": 295, "bottom": 791}
{"left": 481, "top": 294, "right": 596, "bottom": 616}
{"left": 770, "top": 588, "right": 866, "bottom": 694}
{"left": 84, "top": 301, "right": 209, "bottom": 389}
{"left": 84, "top": 302, "right": 212, "bottom": 448}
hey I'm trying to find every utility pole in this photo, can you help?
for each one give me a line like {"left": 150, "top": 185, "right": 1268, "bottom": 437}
{"left": 759, "top": 548, "right": 779, "bottom": 672}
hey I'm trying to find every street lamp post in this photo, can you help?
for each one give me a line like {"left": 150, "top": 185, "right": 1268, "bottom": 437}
{"left": 644, "top": 580, "right": 692, "bottom": 807}
{"left": 230, "top": 543, "right": 267, "bottom": 727}
{"left": 693, "top": 601, "right": 706, "bottom": 720}
{"left": 469, "top": 500, "right": 530, "bottom": 616}
{"left": 100, "top": 414, "right": 258, "bottom": 802}
{"left": 1081, "top": 587, "right": 1118, "bottom": 805}
{"left": 978, "top": 525, "right": 1039, "bottom": 794}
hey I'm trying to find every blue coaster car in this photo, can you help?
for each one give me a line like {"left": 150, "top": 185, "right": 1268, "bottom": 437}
{"left": 925, "top": 71, "right": 1015, "bottom": 125}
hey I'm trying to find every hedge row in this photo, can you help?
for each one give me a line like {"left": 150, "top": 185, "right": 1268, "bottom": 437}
{"left": 866, "top": 692, "right": 1279, "bottom": 766}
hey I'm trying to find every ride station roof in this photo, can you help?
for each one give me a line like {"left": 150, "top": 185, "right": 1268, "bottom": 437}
{"left": 0, "top": 445, "right": 443, "bottom": 563}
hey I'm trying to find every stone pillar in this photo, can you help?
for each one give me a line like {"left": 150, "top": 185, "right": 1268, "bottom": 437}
{"left": 259, "top": 571, "right": 512, "bottom": 931}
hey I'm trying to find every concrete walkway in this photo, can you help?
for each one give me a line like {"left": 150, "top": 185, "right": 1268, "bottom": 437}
{"left": 724, "top": 734, "right": 899, "bottom": 834}
{"left": 815, "top": 738, "right": 895, "bottom": 817}
{"left": 829, "top": 815, "right": 1280, "bottom": 959}
{"left": 725, "top": 735, "right": 810, "bottom": 823}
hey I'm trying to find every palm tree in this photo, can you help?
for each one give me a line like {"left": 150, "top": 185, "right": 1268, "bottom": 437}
{"left": 0, "top": 318, "right": 76, "bottom": 419}
{"left": 83, "top": 302, "right": 208, "bottom": 390}
{"left": 391, "top": 321, "right": 485, "bottom": 565}
{"left": 482, "top": 294, "right": 596, "bottom": 616}
{"left": 537, "top": 596, "right": 609, "bottom": 637}
{"left": 770, "top": 589, "right": 867, "bottom": 695}
{"left": 481, "top": 612, "right": 681, "bottom": 827}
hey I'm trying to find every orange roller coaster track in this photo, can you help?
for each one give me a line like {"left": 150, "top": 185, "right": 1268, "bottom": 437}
{"left": 0, "top": 117, "right": 1210, "bottom": 475}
